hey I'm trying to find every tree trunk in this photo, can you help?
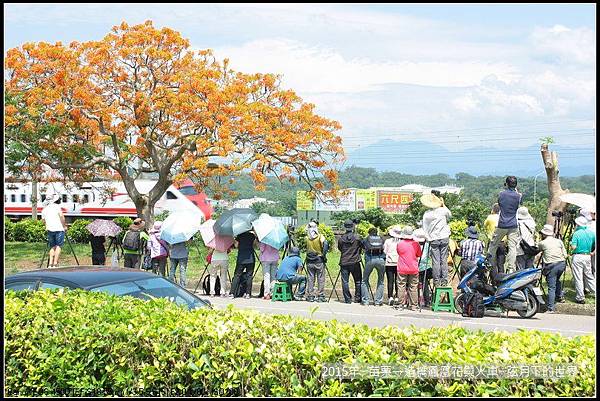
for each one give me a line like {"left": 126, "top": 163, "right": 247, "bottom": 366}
{"left": 541, "top": 143, "right": 568, "bottom": 225}
{"left": 137, "top": 198, "right": 155, "bottom": 229}
{"left": 31, "top": 178, "right": 38, "bottom": 219}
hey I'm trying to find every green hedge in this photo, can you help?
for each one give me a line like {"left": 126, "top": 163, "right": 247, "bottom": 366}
{"left": 67, "top": 219, "right": 92, "bottom": 243}
{"left": 5, "top": 290, "right": 595, "bottom": 397}
{"left": 11, "top": 218, "right": 47, "bottom": 242}
{"left": 5, "top": 217, "right": 16, "bottom": 241}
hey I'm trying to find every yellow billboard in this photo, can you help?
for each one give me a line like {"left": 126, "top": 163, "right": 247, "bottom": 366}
{"left": 355, "top": 189, "right": 377, "bottom": 210}
{"left": 296, "top": 191, "right": 314, "bottom": 211}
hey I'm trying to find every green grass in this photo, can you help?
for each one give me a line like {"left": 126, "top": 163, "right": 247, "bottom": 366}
{"left": 4, "top": 242, "right": 595, "bottom": 305}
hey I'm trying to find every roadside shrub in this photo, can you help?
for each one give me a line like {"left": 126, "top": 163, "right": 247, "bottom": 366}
{"left": 356, "top": 220, "right": 376, "bottom": 238}
{"left": 12, "top": 218, "right": 46, "bottom": 243}
{"left": 295, "top": 223, "right": 336, "bottom": 252}
{"left": 67, "top": 219, "right": 92, "bottom": 243}
{"left": 5, "top": 290, "right": 595, "bottom": 397}
{"left": 449, "top": 220, "right": 468, "bottom": 242}
{"left": 154, "top": 210, "right": 170, "bottom": 222}
{"left": 5, "top": 217, "right": 16, "bottom": 241}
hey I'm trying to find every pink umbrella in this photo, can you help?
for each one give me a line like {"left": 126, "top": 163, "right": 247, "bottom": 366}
{"left": 199, "top": 219, "right": 234, "bottom": 252}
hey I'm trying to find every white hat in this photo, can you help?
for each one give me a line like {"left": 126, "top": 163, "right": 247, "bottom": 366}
{"left": 413, "top": 228, "right": 427, "bottom": 242}
{"left": 399, "top": 226, "right": 414, "bottom": 239}
{"left": 580, "top": 208, "right": 593, "bottom": 221}
{"left": 517, "top": 207, "right": 532, "bottom": 220}
{"left": 388, "top": 226, "right": 403, "bottom": 238}
{"left": 46, "top": 194, "right": 60, "bottom": 204}
{"left": 540, "top": 224, "right": 554, "bottom": 236}
{"left": 575, "top": 216, "right": 589, "bottom": 227}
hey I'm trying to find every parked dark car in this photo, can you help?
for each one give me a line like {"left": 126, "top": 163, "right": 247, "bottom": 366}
{"left": 5, "top": 267, "right": 211, "bottom": 310}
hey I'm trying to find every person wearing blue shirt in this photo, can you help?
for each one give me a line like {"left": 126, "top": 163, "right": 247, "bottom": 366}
{"left": 275, "top": 247, "right": 306, "bottom": 300}
{"left": 487, "top": 176, "right": 522, "bottom": 274}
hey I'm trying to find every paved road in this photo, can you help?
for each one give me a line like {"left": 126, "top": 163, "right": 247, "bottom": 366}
{"left": 198, "top": 295, "right": 596, "bottom": 338}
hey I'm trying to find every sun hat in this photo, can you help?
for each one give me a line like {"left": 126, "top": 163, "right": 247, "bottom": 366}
{"left": 465, "top": 226, "right": 479, "bottom": 239}
{"left": 517, "top": 207, "right": 532, "bottom": 220}
{"left": 131, "top": 218, "right": 146, "bottom": 229}
{"left": 575, "top": 216, "right": 589, "bottom": 227}
{"left": 46, "top": 194, "right": 60, "bottom": 205}
{"left": 540, "top": 224, "right": 554, "bottom": 236}
{"left": 149, "top": 221, "right": 162, "bottom": 234}
{"left": 580, "top": 208, "right": 593, "bottom": 221}
{"left": 413, "top": 228, "right": 426, "bottom": 242}
{"left": 388, "top": 226, "right": 403, "bottom": 238}
{"left": 399, "top": 226, "right": 414, "bottom": 239}
{"left": 420, "top": 193, "right": 443, "bottom": 209}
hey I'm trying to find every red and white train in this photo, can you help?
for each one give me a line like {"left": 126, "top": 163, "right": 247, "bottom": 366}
{"left": 4, "top": 179, "right": 213, "bottom": 222}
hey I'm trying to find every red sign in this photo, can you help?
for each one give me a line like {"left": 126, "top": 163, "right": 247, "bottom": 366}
{"left": 377, "top": 192, "right": 413, "bottom": 213}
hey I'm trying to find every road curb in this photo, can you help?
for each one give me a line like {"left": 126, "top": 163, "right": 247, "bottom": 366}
{"left": 555, "top": 303, "right": 596, "bottom": 316}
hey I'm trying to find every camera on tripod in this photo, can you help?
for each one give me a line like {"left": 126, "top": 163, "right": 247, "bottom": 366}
{"left": 551, "top": 210, "right": 564, "bottom": 218}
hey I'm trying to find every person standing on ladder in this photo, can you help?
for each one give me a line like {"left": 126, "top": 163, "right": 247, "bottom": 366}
{"left": 41, "top": 194, "right": 68, "bottom": 269}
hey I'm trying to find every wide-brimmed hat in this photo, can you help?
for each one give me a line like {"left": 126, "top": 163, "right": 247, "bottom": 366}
{"left": 388, "top": 226, "right": 403, "bottom": 238}
{"left": 399, "top": 226, "right": 414, "bottom": 239}
{"left": 343, "top": 219, "right": 355, "bottom": 230}
{"left": 131, "top": 218, "right": 145, "bottom": 229}
{"left": 465, "top": 226, "right": 479, "bottom": 239}
{"left": 420, "top": 193, "right": 443, "bottom": 209}
{"left": 413, "top": 228, "right": 426, "bottom": 242}
{"left": 149, "top": 221, "right": 162, "bottom": 233}
{"left": 580, "top": 208, "right": 593, "bottom": 221}
{"left": 575, "top": 216, "right": 589, "bottom": 227}
{"left": 517, "top": 207, "right": 532, "bottom": 220}
{"left": 540, "top": 224, "right": 554, "bottom": 236}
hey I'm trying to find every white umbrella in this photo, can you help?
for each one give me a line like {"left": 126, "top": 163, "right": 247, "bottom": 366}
{"left": 559, "top": 193, "right": 596, "bottom": 212}
{"left": 159, "top": 210, "right": 203, "bottom": 244}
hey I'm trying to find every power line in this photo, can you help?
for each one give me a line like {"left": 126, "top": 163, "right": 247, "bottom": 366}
{"left": 338, "top": 119, "right": 595, "bottom": 139}
{"left": 342, "top": 129, "right": 596, "bottom": 147}
{"left": 340, "top": 155, "right": 594, "bottom": 165}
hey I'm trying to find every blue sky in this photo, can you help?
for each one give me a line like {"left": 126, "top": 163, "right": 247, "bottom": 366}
{"left": 4, "top": 3, "right": 596, "bottom": 169}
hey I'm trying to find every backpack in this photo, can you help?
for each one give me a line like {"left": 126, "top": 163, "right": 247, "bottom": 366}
{"left": 462, "top": 292, "right": 485, "bottom": 318}
{"left": 202, "top": 275, "right": 221, "bottom": 295}
{"left": 123, "top": 230, "right": 141, "bottom": 251}
{"left": 364, "top": 235, "right": 384, "bottom": 255}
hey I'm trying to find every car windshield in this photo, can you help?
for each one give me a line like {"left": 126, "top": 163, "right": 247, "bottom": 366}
{"left": 90, "top": 277, "right": 206, "bottom": 309}
{"left": 177, "top": 186, "right": 197, "bottom": 195}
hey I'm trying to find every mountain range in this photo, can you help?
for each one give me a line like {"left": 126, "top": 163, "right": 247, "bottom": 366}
{"left": 345, "top": 140, "right": 595, "bottom": 177}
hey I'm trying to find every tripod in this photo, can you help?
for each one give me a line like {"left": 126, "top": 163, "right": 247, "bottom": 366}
{"left": 194, "top": 243, "right": 233, "bottom": 295}
{"left": 106, "top": 236, "right": 124, "bottom": 267}
{"left": 554, "top": 212, "right": 575, "bottom": 294}
{"left": 39, "top": 233, "right": 79, "bottom": 269}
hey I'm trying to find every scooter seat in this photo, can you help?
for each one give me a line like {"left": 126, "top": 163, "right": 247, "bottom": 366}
{"left": 494, "top": 270, "right": 522, "bottom": 283}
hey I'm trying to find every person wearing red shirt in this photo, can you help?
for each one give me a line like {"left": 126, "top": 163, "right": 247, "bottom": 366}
{"left": 396, "top": 226, "right": 422, "bottom": 310}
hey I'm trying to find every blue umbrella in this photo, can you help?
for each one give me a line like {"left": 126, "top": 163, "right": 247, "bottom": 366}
{"left": 252, "top": 214, "right": 289, "bottom": 249}
{"left": 159, "top": 210, "right": 203, "bottom": 245}
{"left": 214, "top": 208, "right": 259, "bottom": 237}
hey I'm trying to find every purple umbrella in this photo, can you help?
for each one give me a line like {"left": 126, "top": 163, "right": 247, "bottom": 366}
{"left": 86, "top": 219, "right": 123, "bottom": 237}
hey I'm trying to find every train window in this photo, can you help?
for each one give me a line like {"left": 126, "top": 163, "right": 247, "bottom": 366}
{"left": 62, "top": 194, "right": 68, "bottom": 203}
{"left": 166, "top": 191, "right": 177, "bottom": 200}
{"left": 11, "top": 194, "right": 16, "bottom": 203}
{"left": 21, "top": 194, "right": 27, "bottom": 203}
{"left": 73, "top": 194, "right": 79, "bottom": 203}
{"left": 83, "top": 194, "right": 89, "bottom": 203}
{"left": 41, "top": 194, "right": 47, "bottom": 202}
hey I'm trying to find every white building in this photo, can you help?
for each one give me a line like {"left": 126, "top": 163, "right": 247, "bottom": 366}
{"left": 232, "top": 197, "right": 275, "bottom": 209}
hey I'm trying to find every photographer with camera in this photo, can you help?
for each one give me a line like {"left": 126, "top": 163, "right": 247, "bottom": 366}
{"left": 516, "top": 207, "right": 537, "bottom": 270}
{"left": 487, "top": 176, "right": 522, "bottom": 274}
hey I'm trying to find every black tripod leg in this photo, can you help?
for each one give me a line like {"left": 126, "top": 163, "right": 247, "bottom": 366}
{"left": 328, "top": 268, "right": 342, "bottom": 302}
{"left": 39, "top": 242, "right": 50, "bottom": 269}
{"left": 65, "top": 234, "right": 79, "bottom": 265}
{"left": 194, "top": 262, "right": 210, "bottom": 294}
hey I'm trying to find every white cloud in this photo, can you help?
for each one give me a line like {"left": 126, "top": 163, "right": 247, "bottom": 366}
{"left": 530, "top": 24, "right": 596, "bottom": 65}
{"left": 212, "top": 39, "right": 520, "bottom": 93}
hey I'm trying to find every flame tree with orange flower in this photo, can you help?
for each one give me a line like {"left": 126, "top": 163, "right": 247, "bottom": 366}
{"left": 5, "top": 21, "right": 344, "bottom": 225}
